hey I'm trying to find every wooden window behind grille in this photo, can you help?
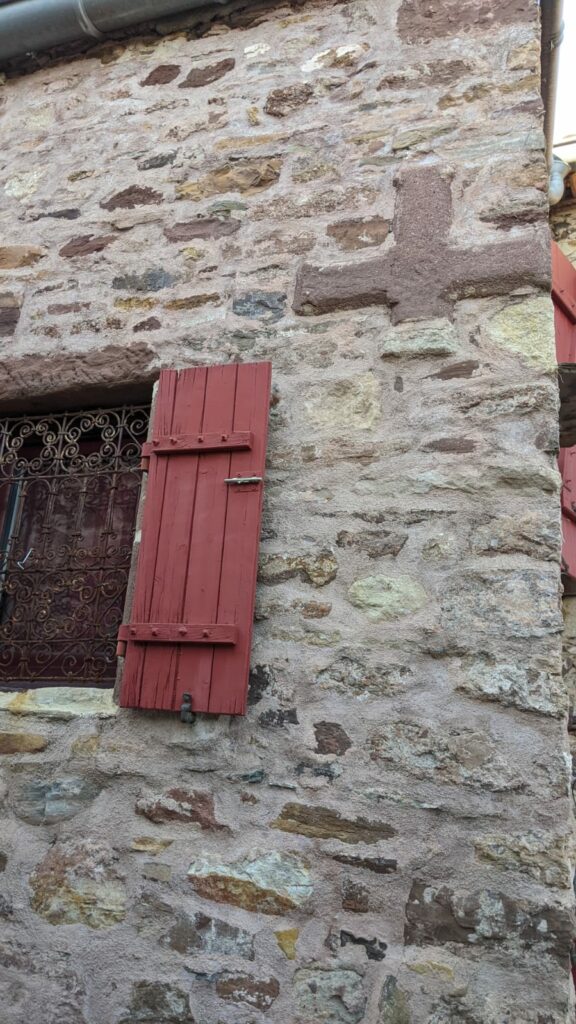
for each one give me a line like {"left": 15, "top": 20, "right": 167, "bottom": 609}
{"left": 0, "top": 405, "right": 149, "bottom": 688}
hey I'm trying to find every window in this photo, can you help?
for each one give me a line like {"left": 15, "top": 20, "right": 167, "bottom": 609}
{"left": 0, "top": 362, "right": 271, "bottom": 716}
{"left": 0, "top": 405, "right": 149, "bottom": 689}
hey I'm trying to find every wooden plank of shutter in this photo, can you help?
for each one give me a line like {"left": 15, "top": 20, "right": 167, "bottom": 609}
{"left": 119, "top": 369, "right": 178, "bottom": 709}
{"left": 560, "top": 446, "right": 576, "bottom": 579}
{"left": 563, "top": 514, "right": 576, "bottom": 579}
{"left": 177, "top": 363, "right": 238, "bottom": 713}
{"left": 552, "top": 243, "right": 576, "bottom": 583}
{"left": 119, "top": 361, "right": 271, "bottom": 714}
{"left": 209, "top": 362, "right": 271, "bottom": 714}
{"left": 553, "top": 241, "right": 576, "bottom": 363}
{"left": 138, "top": 367, "right": 206, "bottom": 710}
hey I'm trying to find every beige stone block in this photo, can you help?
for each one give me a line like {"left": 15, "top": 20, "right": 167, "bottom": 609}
{"left": 0, "top": 246, "right": 46, "bottom": 269}
{"left": 181, "top": 246, "right": 204, "bottom": 261}
{"left": 187, "top": 851, "right": 312, "bottom": 916}
{"left": 0, "top": 731, "right": 48, "bottom": 754}
{"left": 457, "top": 657, "right": 565, "bottom": 717}
{"left": 70, "top": 734, "right": 101, "bottom": 755}
{"left": 259, "top": 550, "right": 337, "bottom": 587}
{"left": 142, "top": 862, "right": 172, "bottom": 882}
{"left": 0, "top": 687, "right": 118, "bottom": 720}
{"left": 177, "top": 157, "right": 282, "bottom": 200}
{"left": 348, "top": 575, "right": 428, "bottom": 621}
{"left": 380, "top": 319, "right": 458, "bottom": 358}
{"left": 30, "top": 839, "right": 126, "bottom": 928}
{"left": 272, "top": 802, "right": 396, "bottom": 843}
{"left": 4, "top": 170, "right": 44, "bottom": 199}
{"left": 507, "top": 39, "right": 540, "bottom": 71}
{"left": 474, "top": 830, "right": 573, "bottom": 888}
{"left": 484, "top": 296, "right": 556, "bottom": 369}
{"left": 301, "top": 43, "right": 368, "bottom": 71}
{"left": 130, "top": 836, "right": 174, "bottom": 855}
{"left": 305, "top": 374, "right": 381, "bottom": 431}
{"left": 407, "top": 961, "right": 455, "bottom": 980}
{"left": 275, "top": 928, "right": 298, "bottom": 960}
{"left": 392, "top": 121, "right": 456, "bottom": 150}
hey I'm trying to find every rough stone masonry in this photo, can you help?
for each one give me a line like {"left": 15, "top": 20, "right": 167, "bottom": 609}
{"left": 0, "top": 0, "right": 573, "bottom": 1021}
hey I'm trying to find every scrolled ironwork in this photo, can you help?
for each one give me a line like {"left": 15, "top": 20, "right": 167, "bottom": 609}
{"left": 0, "top": 404, "right": 148, "bottom": 688}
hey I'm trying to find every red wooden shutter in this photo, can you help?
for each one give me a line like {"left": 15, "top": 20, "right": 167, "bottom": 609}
{"left": 559, "top": 446, "right": 576, "bottom": 578}
{"left": 553, "top": 242, "right": 576, "bottom": 582}
{"left": 553, "top": 242, "right": 576, "bottom": 363}
{"left": 119, "top": 361, "right": 271, "bottom": 715}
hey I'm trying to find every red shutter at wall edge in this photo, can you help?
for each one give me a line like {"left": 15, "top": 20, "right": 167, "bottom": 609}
{"left": 559, "top": 446, "right": 576, "bottom": 578}
{"left": 118, "top": 362, "right": 272, "bottom": 716}
{"left": 553, "top": 242, "right": 576, "bottom": 582}
{"left": 553, "top": 242, "right": 576, "bottom": 364}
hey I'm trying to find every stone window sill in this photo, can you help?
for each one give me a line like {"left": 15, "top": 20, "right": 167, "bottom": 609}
{"left": 0, "top": 687, "right": 118, "bottom": 720}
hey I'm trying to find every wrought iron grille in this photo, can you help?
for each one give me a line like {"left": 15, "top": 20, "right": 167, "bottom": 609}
{"left": 0, "top": 405, "right": 149, "bottom": 688}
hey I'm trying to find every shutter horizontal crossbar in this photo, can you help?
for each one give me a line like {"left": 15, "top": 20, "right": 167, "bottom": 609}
{"left": 553, "top": 285, "right": 576, "bottom": 324}
{"left": 118, "top": 623, "right": 237, "bottom": 647}
{"left": 142, "top": 431, "right": 253, "bottom": 457}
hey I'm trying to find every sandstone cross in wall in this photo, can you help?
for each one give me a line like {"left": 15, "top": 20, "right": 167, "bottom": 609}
{"left": 293, "top": 165, "right": 550, "bottom": 323}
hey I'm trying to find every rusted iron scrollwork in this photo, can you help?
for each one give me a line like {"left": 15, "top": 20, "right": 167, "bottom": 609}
{"left": 0, "top": 405, "right": 149, "bottom": 688}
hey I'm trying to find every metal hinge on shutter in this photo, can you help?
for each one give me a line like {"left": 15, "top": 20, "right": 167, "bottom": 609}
{"left": 140, "top": 431, "right": 253, "bottom": 470}
{"left": 116, "top": 622, "right": 237, "bottom": 657}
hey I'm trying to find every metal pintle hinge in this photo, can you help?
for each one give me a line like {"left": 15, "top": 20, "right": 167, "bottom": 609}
{"left": 180, "top": 692, "right": 196, "bottom": 725}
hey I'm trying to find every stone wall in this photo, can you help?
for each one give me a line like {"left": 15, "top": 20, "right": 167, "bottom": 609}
{"left": 0, "top": 1, "right": 573, "bottom": 1022}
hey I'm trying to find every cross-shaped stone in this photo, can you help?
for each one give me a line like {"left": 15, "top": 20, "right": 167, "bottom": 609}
{"left": 293, "top": 165, "right": 550, "bottom": 323}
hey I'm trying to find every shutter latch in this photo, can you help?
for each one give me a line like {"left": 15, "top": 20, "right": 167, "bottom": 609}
{"left": 180, "top": 692, "right": 196, "bottom": 725}
{"left": 225, "top": 476, "right": 263, "bottom": 485}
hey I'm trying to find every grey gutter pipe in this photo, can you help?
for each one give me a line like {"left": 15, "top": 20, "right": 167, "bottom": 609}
{"left": 540, "top": 0, "right": 564, "bottom": 168}
{"left": 0, "top": 0, "right": 231, "bottom": 64}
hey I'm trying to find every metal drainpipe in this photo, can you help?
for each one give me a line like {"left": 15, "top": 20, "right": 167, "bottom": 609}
{"left": 541, "top": 0, "right": 565, "bottom": 168}
{"left": 0, "top": 0, "right": 232, "bottom": 64}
